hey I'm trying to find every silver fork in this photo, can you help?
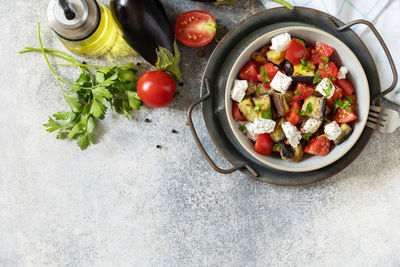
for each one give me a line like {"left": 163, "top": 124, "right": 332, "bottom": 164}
{"left": 367, "top": 106, "right": 400, "bottom": 133}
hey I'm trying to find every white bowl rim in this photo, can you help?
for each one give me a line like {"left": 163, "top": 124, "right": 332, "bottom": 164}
{"left": 225, "top": 26, "right": 370, "bottom": 172}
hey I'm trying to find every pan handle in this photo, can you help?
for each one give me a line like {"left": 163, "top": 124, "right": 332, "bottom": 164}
{"left": 330, "top": 18, "right": 398, "bottom": 105}
{"left": 186, "top": 78, "right": 258, "bottom": 177}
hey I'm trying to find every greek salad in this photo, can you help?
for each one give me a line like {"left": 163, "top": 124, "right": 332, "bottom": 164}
{"left": 231, "top": 33, "right": 358, "bottom": 162}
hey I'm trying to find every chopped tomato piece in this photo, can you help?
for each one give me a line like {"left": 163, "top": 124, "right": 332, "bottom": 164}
{"left": 304, "top": 135, "right": 331, "bottom": 156}
{"left": 232, "top": 102, "right": 246, "bottom": 121}
{"left": 334, "top": 108, "right": 357, "bottom": 123}
{"left": 310, "top": 42, "right": 335, "bottom": 64}
{"left": 292, "top": 83, "right": 314, "bottom": 102}
{"left": 257, "top": 62, "right": 279, "bottom": 88}
{"left": 335, "top": 79, "right": 355, "bottom": 96}
{"left": 175, "top": 11, "right": 216, "bottom": 47}
{"left": 318, "top": 61, "right": 338, "bottom": 80}
{"left": 326, "top": 85, "right": 343, "bottom": 109}
{"left": 285, "top": 39, "right": 307, "bottom": 65}
{"left": 254, "top": 133, "right": 273, "bottom": 156}
{"left": 239, "top": 61, "right": 259, "bottom": 82}
{"left": 285, "top": 101, "right": 301, "bottom": 126}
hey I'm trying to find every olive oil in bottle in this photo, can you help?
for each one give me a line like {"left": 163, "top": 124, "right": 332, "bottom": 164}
{"left": 47, "top": 0, "right": 124, "bottom": 58}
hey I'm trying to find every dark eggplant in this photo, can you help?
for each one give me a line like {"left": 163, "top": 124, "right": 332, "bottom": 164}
{"left": 292, "top": 75, "right": 314, "bottom": 85}
{"left": 271, "top": 93, "right": 290, "bottom": 117}
{"left": 251, "top": 52, "right": 268, "bottom": 63}
{"left": 334, "top": 123, "right": 353, "bottom": 145}
{"left": 279, "top": 60, "right": 293, "bottom": 76}
{"left": 280, "top": 142, "right": 294, "bottom": 160}
{"left": 110, "top": 0, "right": 174, "bottom": 65}
{"left": 302, "top": 96, "right": 326, "bottom": 119}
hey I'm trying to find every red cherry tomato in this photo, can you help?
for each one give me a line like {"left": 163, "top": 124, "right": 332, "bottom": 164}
{"left": 232, "top": 102, "right": 246, "bottom": 121}
{"left": 137, "top": 71, "right": 176, "bottom": 108}
{"left": 292, "top": 83, "right": 314, "bottom": 102}
{"left": 175, "top": 11, "right": 216, "bottom": 47}
{"left": 254, "top": 133, "right": 274, "bottom": 156}
{"left": 310, "top": 42, "right": 335, "bottom": 65}
{"left": 333, "top": 108, "right": 358, "bottom": 123}
{"left": 304, "top": 135, "right": 331, "bottom": 156}
{"left": 318, "top": 61, "right": 338, "bottom": 80}
{"left": 285, "top": 39, "right": 307, "bottom": 65}
{"left": 335, "top": 79, "right": 355, "bottom": 96}
{"left": 238, "top": 61, "right": 259, "bottom": 82}
{"left": 285, "top": 101, "right": 301, "bottom": 126}
{"left": 326, "top": 85, "right": 343, "bottom": 109}
{"left": 257, "top": 62, "right": 279, "bottom": 88}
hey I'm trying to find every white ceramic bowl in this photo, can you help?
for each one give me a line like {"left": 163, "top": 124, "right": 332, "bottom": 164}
{"left": 225, "top": 26, "right": 369, "bottom": 172}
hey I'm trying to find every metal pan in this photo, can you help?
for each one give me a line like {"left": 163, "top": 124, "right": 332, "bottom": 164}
{"left": 187, "top": 7, "right": 397, "bottom": 185}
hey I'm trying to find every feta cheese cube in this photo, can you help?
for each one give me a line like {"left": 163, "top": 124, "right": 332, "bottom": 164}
{"left": 270, "top": 33, "right": 291, "bottom": 52}
{"left": 315, "top": 78, "right": 334, "bottom": 99}
{"left": 270, "top": 72, "right": 293, "bottom": 94}
{"left": 282, "top": 122, "right": 302, "bottom": 148}
{"left": 324, "top": 121, "right": 341, "bottom": 141}
{"left": 337, "top": 66, "right": 348, "bottom": 80}
{"left": 244, "top": 118, "right": 276, "bottom": 141}
{"left": 253, "top": 118, "right": 276, "bottom": 134}
{"left": 244, "top": 122, "right": 258, "bottom": 141}
{"left": 301, "top": 118, "right": 322, "bottom": 134}
{"left": 231, "top": 79, "right": 248, "bottom": 102}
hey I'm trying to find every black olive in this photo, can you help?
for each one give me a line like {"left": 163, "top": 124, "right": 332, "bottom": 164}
{"left": 280, "top": 60, "right": 293, "bottom": 76}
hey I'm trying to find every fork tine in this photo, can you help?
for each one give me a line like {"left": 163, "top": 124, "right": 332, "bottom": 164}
{"left": 366, "top": 121, "right": 385, "bottom": 133}
{"left": 369, "top": 105, "right": 382, "bottom": 112}
{"left": 367, "top": 115, "right": 386, "bottom": 126}
{"left": 370, "top": 105, "right": 389, "bottom": 116}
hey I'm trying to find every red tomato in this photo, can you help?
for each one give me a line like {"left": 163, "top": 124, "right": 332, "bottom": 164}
{"left": 335, "top": 79, "right": 355, "bottom": 96}
{"left": 310, "top": 42, "right": 335, "bottom": 64}
{"left": 239, "top": 61, "right": 259, "bottom": 82}
{"left": 318, "top": 61, "right": 338, "bottom": 79}
{"left": 175, "top": 11, "right": 216, "bottom": 47}
{"left": 326, "top": 85, "right": 343, "bottom": 109}
{"left": 285, "top": 39, "right": 307, "bottom": 65}
{"left": 306, "top": 46, "right": 313, "bottom": 60}
{"left": 257, "top": 63, "right": 279, "bottom": 88}
{"left": 334, "top": 108, "right": 357, "bottom": 123}
{"left": 292, "top": 83, "right": 314, "bottom": 102}
{"left": 254, "top": 133, "right": 273, "bottom": 156}
{"left": 137, "top": 71, "right": 176, "bottom": 108}
{"left": 285, "top": 101, "right": 301, "bottom": 126}
{"left": 232, "top": 102, "right": 246, "bottom": 121}
{"left": 304, "top": 136, "right": 331, "bottom": 156}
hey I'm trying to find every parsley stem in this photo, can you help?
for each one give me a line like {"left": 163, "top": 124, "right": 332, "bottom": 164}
{"left": 36, "top": 23, "right": 74, "bottom": 88}
{"left": 271, "top": 0, "right": 294, "bottom": 10}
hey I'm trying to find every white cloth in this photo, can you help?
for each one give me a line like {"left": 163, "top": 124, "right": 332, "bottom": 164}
{"left": 260, "top": 0, "right": 400, "bottom": 105}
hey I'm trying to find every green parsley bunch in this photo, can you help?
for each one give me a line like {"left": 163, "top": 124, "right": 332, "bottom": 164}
{"left": 19, "top": 24, "right": 142, "bottom": 150}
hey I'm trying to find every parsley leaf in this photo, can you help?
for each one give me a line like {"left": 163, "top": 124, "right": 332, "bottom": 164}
{"left": 254, "top": 104, "right": 263, "bottom": 112}
{"left": 321, "top": 57, "right": 329, "bottom": 68}
{"left": 238, "top": 125, "right": 247, "bottom": 131}
{"left": 324, "top": 117, "right": 332, "bottom": 123}
{"left": 297, "top": 103, "right": 313, "bottom": 116}
{"left": 332, "top": 98, "right": 352, "bottom": 113}
{"left": 294, "top": 90, "right": 300, "bottom": 96}
{"left": 259, "top": 66, "right": 270, "bottom": 84}
{"left": 261, "top": 107, "right": 272, "bottom": 119}
{"left": 300, "top": 54, "right": 308, "bottom": 71}
{"left": 273, "top": 143, "right": 281, "bottom": 152}
{"left": 313, "top": 70, "right": 322, "bottom": 84}
{"left": 302, "top": 133, "right": 313, "bottom": 141}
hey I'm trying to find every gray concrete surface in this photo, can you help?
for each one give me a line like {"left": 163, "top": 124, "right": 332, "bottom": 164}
{"left": 1, "top": 0, "right": 400, "bottom": 266}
